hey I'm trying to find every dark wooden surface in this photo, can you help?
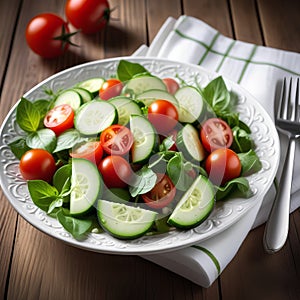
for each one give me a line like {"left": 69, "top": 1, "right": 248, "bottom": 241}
{"left": 1, "top": 1, "right": 300, "bottom": 299}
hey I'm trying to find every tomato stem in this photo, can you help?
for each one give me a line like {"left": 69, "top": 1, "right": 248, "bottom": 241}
{"left": 53, "top": 24, "right": 79, "bottom": 50}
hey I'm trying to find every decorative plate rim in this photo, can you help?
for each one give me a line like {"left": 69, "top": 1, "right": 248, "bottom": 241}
{"left": 0, "top": 57, "right": 280, "bottom": 255}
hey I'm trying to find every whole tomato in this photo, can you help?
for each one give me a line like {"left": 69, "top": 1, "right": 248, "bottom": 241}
{"left": 26, "top": 13, "right": 75, "bottom": 58}
{"left": 19, "top": 149, "right": 56, "bottom": 182}
{"left": 65, "top": 0, "right": 110, "bottom": 34}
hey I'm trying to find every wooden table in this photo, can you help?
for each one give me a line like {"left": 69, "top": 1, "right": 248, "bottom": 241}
{"left": 1, "top": 1, "right": 300, "bottom": 299}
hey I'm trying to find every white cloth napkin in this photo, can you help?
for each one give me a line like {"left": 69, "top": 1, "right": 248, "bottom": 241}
{"left": 133, "top": 16, "right": 300, "bottom": 287}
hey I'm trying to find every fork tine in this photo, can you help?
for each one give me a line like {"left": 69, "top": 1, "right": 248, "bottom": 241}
{"left": 295, "top": 77, "right": 300, "bottom": 121}
{"left": 286, "top": 77, "right": 293, "bottom": 120}
{"left": 277, "top": 77, "right": 287, "bottom": 120}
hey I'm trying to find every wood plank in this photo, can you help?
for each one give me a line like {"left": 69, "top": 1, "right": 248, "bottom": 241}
{"left": 257, "top": 0, "right": 300, "bottom": 51}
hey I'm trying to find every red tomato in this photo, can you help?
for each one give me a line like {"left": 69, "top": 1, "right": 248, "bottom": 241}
{"left": 26, "top": 13, "right": 73, "bottom": 58}
{"left": 100, "top": 125, "right": 134, "bottom": 155}
{"left": 98, "top": 155, "right": 132, "bottom": 188}
{"left": 65, "top": 0, "right": 110, "bottom": 34}
{"left": 205, "top": 148, "right": 241, "bottom": 185}
{"left": 142, "top": 173, "right": 176, "bottom": 209}
{"left": 148, "top": 100, "right": 179, "bottom": 134}
{"left": 44, "top": 104, "right": 74, "bottom": 136}
{"left": 200, "top": 118, "right": 233, "bottom": 152}
{"left": 70, "top": 141, "right": 103, "bottom": 165}
{"left": 163, "top": 78, "right": 180, "bottom": 94}
{"left": 19, "top": 149, "right": 56, "bottom": 182}
{"left": 99, "top": 79, "right": 123, "bottom": 100}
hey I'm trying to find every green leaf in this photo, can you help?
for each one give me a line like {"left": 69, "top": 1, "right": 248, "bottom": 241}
{"left": 53, "top": 129, "right": 85, "bottom": 153}
{"left": 28, "top": 180, "right": 59, "bottom": 211}
{"left": 8, "top": 137, "right": 31, "bottom": 159}
{"left": 56, "top": 209, "right": 92, "bottom": 239}
{"left": 26, "top": 128, "right": 57, "bottom": 152}
{"left": 129, "top": 167, "right": 157, "bottom": 197}
{"left": 16, "top": 98, "right": 40, "bottom": 132}
{"left": 238, "top": 149, "right": 262, "bottom": 175}
{"left": 48, "top": 198, "right": 63, "bottom": 214}
{"left": 53, "top": 164, "right": 72, "bottom": 193}
{"left": 117, "top": 60, "right": 148, "bottom": 82}
{"left": 231, "top": 126, "right": 253, "bottom": 153}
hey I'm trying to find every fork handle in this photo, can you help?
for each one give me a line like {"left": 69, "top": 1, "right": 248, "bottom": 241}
{"left": 263, "top": 138, "right": 295, "bottom": 254}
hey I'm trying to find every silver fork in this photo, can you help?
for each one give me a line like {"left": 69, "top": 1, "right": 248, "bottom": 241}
{"left": 263, "top": 77, "right": 300, "bottom": 254}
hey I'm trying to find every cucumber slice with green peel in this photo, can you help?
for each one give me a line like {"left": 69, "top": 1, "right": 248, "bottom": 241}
{"left": 72, "top": 87, "right": 93, "bottom": 103}
{"left": 97, "top": 200, "right": 157, "bottom": 239}
{"left": 109, "top": 96, "right": 142, "bottom": 125}
{"left": 175, "top": 86, "right": 206, "bottom": 123}
{"left": 123, "top": 75, "right": 167, "bottom": 96}
{"left": 77, "top": 77, "right": 105, "bottom": 95}
{"left": 168, "top": 175, "right": 215, "bottom": 229}
{"left": 130, "top": 115, "right": 157, "bottom": 164}
{"left": 136, "top": 89, "right": 179, "bottom": 108}
{"left": 54, "top": 89, "right": 82, "bottom": 110}
{"left": 176, "top": 124, "right": 206, "bottom": 162}
{"left": 74, "top": 100, "right": 118, "bottom": 135}
{"left": 70, "top": 158, "right": 102, "bottom": 216}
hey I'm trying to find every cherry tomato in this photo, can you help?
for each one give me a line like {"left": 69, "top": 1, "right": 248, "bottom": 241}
{"left": 98, "top": 155, "right": 132, "bottom": 188}
{"left": 200, "top": 118, "right": 233, "bottom": 152}
{"left": 205, "top": 148, "right": 241, "bottom": 186}
{"left": 26, "top": 13, "right": 73, "bottom": 58}
{"left": 65, "top": 0, "right": 110, "bottom": 34}
{"left": 141, "top": 173, "right": 176, "bottom": 209}
{"left": 44, "top": 104, "right": 74, "bottom": 136}
{"left": 99, "top": 79, "right": 123, "bottom": 100}
{"left": 148, "top": 100, "right": 179, "bottom": 134}
{"left": 100, "top": 125, "right": 134, "bottom": 155}
{"left": 163, "top": 78, "right": 180, "bottom": 94}
{"left": 70, "top": 141, "right": 103, "bottom": 165}
{"left": 19, "top": 149, "right": 56, "bottom": 182}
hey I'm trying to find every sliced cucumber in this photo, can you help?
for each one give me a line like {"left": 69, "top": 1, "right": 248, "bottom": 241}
{"left": 109, "top": 96, "right": 142, "bottom": 125}
{"left": 72, "top": 87, "right": 94, "bottom": 103}
{"left": 176, "top": 124, "right": 206, "bottom": 162}
{"left": 123, "top": 75, "right": 167, "bottom": 97}
{"left": 70, "top": 158, "right": 102, "bottom": 216}
{"left": 54, "top": 89, "right": 82, "bottom": 110}
{"left": 97, "top": 200, "right": 157, "bottom": 239}
{"left": 130, "top": 115, "right": 157, "bottom": 164}
{"left": 175, "top": 86, "right": 206, "bottom": 123}
{"left": 74, "top": 100, "right": 118, "bottom": 135}
{"left": 168, "top": 175, "right": 215, "bottom": 229}
{"left": 77, "top": 77, "right": 105, "bottom": 96}
{"left": 136, "top": 89, "right": 179, "bottom": 108}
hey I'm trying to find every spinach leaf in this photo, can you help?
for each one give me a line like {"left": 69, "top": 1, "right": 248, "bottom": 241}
{"left": 56, "top": 209, "right": 93, "bottom": 239}
{"left": 117, "top": 60, "right": 148, "bottom": 82}
{"left": 16, "top": 98, "right": 40, "bottom": 133}
{"left": 9, "top": 137, "right": 31, "bottom": 159}
{"left": 26, "top": 128, "right": 57, "bottom": 152}
{"left": 238, "top": 149, "right": 262, "bottom": 175}
{"left": 129, "top": 166, "right": 157, "bottom": 197}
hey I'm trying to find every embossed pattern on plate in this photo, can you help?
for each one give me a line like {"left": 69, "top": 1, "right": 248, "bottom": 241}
{"left": 0, "top": 57, "right": 280, "bottom": 254}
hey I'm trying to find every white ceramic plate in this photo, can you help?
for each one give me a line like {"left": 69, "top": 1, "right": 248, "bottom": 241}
{"left": 0, "top": 57, "right": 280, "bottom": 255}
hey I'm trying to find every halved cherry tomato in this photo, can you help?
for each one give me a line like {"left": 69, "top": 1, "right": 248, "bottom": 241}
{"left": 44, "top": 104, "right": 74, "bottom": 136}
{"left": 100, "top": 124, "right": 134, "bottom": 155}
{"left": 141, "top": 173, "right": 176, "bottom": 209}
{"left": 205, "top": 148, "right": 241, "bottom": 185}
{"left": 200, "top": 118, "right": 233, "bottom": 152}
{"left": 99, "top": 79, "right": 123, "bottom": 100}
{"left": 148, "top": 100, "right": 179, "bottom": 134}
{"left": 163, "top": 78, "right": 180, "bottom": 94}
{"left": 19, "top": 149, "right": 56, "bottom": 182}
{"left": 98, "top": 155, "right": 132, "bottom": 188}
{"left": 70, "top": 141, "right": 103, "bottom": 165}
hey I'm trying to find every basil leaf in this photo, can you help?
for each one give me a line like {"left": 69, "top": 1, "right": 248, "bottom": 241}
{"left": 26, "top": 128, "right": 56, "bottom": 152}
{"left": 129, "top": 167, "right": 157, "bottom": 197}
{"left": 56, "top": 209, "right": 92, "bottom": 239}
{"left": 9, "top": 137, "right": 31, "bottom": 159}
{"left": 231, "top": 126, "right": 253, "bottom": 153}
{"left": 238, "top": 149, "right": 262, "bottom": 175}
{"left": 53, "top": 164, "right": 72, "bottom": 194}
{"left": 54, "top": 129, "right": 85, "bottom": 153}
{"left": 16, "top": 98, "right": 40, "bottom": 132}
{"left": 117, "top": 60, "right": 148, "bottom": 82}
{"left": 28, "top": 180, "right": 59, "bottom": 211}
{"left": 48, "top": 198, "right": 63, "bottom": 214}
